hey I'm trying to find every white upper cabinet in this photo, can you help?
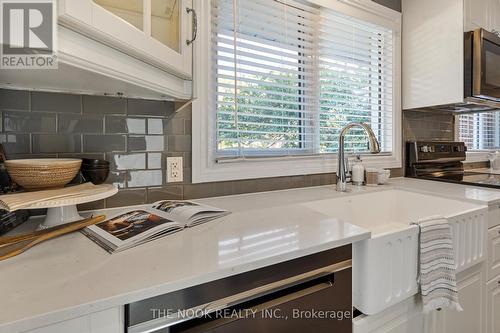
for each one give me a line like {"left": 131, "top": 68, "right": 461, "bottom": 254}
{"left": 58, "top": 0, "right": 194, "bottom": 79}
{"left": 464, "top": 0, "right": 489, "bottom": 31}
{"left": 402, "top": 0, "right": 464, "bottom": 109}
{"left": 464, "top": 0, "right": 500, "bottom": 33}
{"left": 490, "top": 0, "right": 500, "bottom": 34}
{"left": 403, "top": 0, "right": 500, "bottom": 110}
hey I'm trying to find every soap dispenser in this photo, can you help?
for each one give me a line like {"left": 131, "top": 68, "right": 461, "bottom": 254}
{"left": 351, "top": 155, "right": 365, "bottom": 186}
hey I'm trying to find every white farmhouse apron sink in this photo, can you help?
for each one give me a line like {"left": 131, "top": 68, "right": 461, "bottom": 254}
{"left": 301, "top": 189, "right": 488, "bottom": 315}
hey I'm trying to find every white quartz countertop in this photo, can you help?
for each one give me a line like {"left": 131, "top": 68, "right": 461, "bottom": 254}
{"left": 388, "top": 177, "right": 500, "bottom": 205}
{"left": 0, "top": 185, "right": 373, "bottom": 333}
{"left": 2, "top": 177, "right": 500, "bottom": 333}
{"left": 469, "top": 167, "right": 500, "bottom": 175}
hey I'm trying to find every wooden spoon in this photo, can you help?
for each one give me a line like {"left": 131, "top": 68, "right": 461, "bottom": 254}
{"left": 0, "top": 215, "right": 106, "bottom": 261}
{"left": 0, "top": 216, "right": 102, "bottom": 246}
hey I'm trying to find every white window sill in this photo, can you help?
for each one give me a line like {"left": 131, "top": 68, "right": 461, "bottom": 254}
{"left": 192, "top": 152, "right": 401, "bottom": 183}
{"left": 465, "top": 151, "right": 492, "bottom": 163}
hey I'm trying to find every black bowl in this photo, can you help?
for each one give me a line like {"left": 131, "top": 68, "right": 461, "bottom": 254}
{"left": 81, "top": 165, "right": 110, "bottom": 170}
{"left": 81, "top": 168, "right": 109, "bottom": 185}
{"left": 81, "top": 158, "right": 110, "bottom": 167}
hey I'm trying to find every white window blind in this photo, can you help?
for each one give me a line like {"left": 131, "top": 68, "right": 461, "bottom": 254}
{"left": 211, "top": 0, "right": 394, "bottom": 158}
{"left": 318, "top": 10, "right": 393, "bottom": 153}
{"left": 458, "top": 112, "right": 500, "bottom": 150}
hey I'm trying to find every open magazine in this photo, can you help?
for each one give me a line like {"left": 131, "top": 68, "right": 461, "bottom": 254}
{"left": 82, "top": 200, "right": 230, "bottom": 253}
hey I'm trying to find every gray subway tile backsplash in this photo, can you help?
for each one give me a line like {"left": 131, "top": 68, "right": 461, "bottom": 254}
{"left": 147, "top": 186, "right": 183, "bottom": 202}
{"left": 184, "top": 120, "right": 192, "bottom": 135}
{"left": 33, "top": 134, "right": 82, "bottom": 153}
{"left": 147, "top": 118, "right": 164, "bottom": 134}
{"left": 105, "top": 171, "right": 127, "bottom": 189}
{"left": 128, "top": 135, "right": 164, "bottom": 151}
{"left": 0, "top": 89, "right": 29, "bottom": 110}
{"left": 164, "top": 118, "right": 185, "bottom": 135}
{"left": 4, "top": 111, "right": 56, "bottom": 133}
{"left": 61, "top": 152, "right": 105, "bottom": 160}
{"left": 128, "top": 170, "right": 163, "bottom": 188}
{"left": 107, "top": 152, "right": 146, "bottom": 170}
{"left": 168, "top": 135, "right": 191, "bottom": 152}
{"left": 128, "top": 99, "right": 174, "bottom": 117}
{"left": 83, "top": 95, "right": 126, "bottom": 115}
{"left": 0, "top": 133, "right": 31, "bottom": 154}
{"left": 147, "top": 152, "right": 163, "bottom": 169}
{"left": 403, "top": 110, "right": 454, "bottom": 142}
{"left": 0, "top": 88, "right": 378, "bottom": 209}
{"left": 106, "top": 188, "right": 147, "bottom": 208}
{"left": 58, "top": 114, "right": 103, "bottom": 133}
{"left": 105, "top": 116, "right": 146, "bottom": 134}
{"left": 0, "top": 89, "right": 185, "bottom": 208}
{"left": 83, "top": 134, "right": 126, "bottom": 152}
{"left": 31, "top": 91, "right": 82, "bottom": 113}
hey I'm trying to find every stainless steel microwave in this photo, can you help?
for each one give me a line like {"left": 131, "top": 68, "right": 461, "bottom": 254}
{"left": 464, "top": 28, "right": 500, "bottom": 107}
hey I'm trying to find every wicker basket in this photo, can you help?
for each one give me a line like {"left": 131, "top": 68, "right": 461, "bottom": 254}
{"left": 5, "top": 159, "right": 82, "bottom": 190}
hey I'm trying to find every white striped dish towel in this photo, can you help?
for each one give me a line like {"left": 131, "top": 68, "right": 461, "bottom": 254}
{"left": 412, "top": 216, "right": 463, "bottom": 313}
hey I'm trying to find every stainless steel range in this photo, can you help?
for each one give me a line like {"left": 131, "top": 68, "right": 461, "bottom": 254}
{"left": 406, "top": 141, "right": 500, "bottom": 188}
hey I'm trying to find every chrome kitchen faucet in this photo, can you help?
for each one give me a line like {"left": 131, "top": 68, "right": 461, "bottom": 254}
{"left": 336, "top": 122, "right": 381, "bottom": 192}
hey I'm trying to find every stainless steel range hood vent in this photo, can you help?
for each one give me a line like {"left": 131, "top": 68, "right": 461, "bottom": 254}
{"left": 408, "top": 97, "right": 500, "bottom": 114}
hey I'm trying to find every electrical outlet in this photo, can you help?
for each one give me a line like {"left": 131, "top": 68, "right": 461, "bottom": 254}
{"left": 167, "top": 157, "right": 183, "bottom": 183}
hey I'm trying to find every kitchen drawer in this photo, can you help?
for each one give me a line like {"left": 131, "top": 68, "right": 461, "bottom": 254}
{"left": 488, "top": 225, "right": 500, "bottom": 280}
{"left": 172, "top": 268, "right": 352, "bottom": 333}
{"left": 126, "top": 246, "right": 352, "bottom": 333}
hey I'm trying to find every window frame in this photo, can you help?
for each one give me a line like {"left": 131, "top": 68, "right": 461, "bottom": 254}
{"left": 456, "top": 114, "right": 499, "bottom": 163}
{"left": 192, "top": 0, "right": 402, "bottom": 183}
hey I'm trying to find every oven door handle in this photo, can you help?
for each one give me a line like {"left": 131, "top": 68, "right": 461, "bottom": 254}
{"left": 127, "top": 259, "right": 352, "bottom": 333}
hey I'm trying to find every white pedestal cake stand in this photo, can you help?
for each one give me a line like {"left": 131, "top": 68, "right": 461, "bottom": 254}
{"left": 20, "top": 184, "right": 118, "bottom": 229}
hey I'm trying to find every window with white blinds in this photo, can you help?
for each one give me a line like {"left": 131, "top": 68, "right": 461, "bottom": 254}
{"left": 458, "top": 112, "right": 500, "bottom": 150}
{"left": 318, "top": 10, "right": 393, "bottom": 153}
{"left": 211, "top": 0, "right": 395, "bottom": 158}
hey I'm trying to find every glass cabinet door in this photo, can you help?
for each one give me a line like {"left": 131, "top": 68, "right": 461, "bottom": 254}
{"left": 151, "top": 0, "right": 181, "bottom": 53}
{"left": 92, "top": 0, "right": 182, "bottom": 53}
{"left": 59, "top": 0, "right": 193, "bottom": 79}
{"left": 93, "top": 0, "right": 144, "bottom": 31}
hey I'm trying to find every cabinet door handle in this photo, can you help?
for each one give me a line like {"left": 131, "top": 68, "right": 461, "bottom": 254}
{"left": 186, "top": 7, "right": 197, "bottom": 45}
